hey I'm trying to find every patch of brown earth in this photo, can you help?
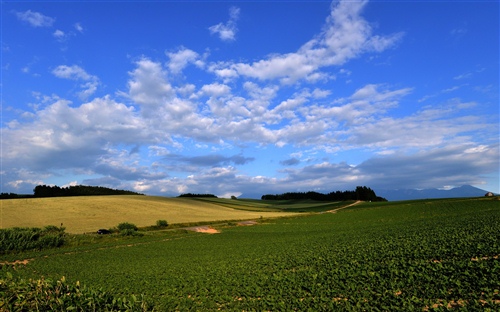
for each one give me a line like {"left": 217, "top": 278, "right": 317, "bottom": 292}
{"left": 328, "top": 200, "right": 362, "bottom": 213}
{"left": 0, "top": 258, "right": 34, "bottom": 266}
{"left": 471, "top": 254, "right": 499, "bottom": 261}
{"left": 185, "top": 226, "right": 220, "bottom": 234}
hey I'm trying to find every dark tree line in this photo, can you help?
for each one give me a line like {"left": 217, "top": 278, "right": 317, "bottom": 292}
{"left": 261, "top": 186, "right": 387, "bottom": 202}
{"left": 0, "top": 193, "right": 33, "bottom": 199}
{"left": 178, "top": 193, "right": 218, "bottom": 198}
{"left": 32, "top": 185, "right": 143, "bottom": 198}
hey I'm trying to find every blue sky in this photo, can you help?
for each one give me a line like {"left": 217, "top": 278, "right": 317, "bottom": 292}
{"left": 2, "top": 0, "right": 499, "bottom": 198}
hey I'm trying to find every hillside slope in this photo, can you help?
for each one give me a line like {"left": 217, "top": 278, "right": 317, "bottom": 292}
{"left": 0, "top": 195, "right": 297, "bottom": 233}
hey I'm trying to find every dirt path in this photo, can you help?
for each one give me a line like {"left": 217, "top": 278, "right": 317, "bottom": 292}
{"left": 327, "top": 200, "right": 362, "bottom": 213}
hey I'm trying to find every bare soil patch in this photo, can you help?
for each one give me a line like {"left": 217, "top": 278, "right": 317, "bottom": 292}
{"left": 327, "top": 200, "right": 362, "bottom": 213}
{"left": 185, "top": 226, "right": 220, "bottom": 234}
{"left": 0, "top": 258, "right": 34, "bottom": 266}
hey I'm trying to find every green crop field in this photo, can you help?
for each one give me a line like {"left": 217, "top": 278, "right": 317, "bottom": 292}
{"left": 1, "top": 197, "right": 499, "bottom": 310}
{"left": 0, "top": 195, "right": 300, "bottom": 233}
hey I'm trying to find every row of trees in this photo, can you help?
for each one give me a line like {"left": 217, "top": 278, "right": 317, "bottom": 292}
{"left": 32, "top": 185, "right": 143, "bottom": 198}
{"left": 0, "top": 193, "right": 32, "bottom": 199}
{"left": 261, "top": 186, "right": 387, "bottom": 202}
{"left": 178, "top": 193, "right": 218, "bottom": 198}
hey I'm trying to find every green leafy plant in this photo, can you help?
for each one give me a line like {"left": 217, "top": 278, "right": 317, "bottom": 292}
{"left": 0, "top": 273, "right": 149, "bottom": 311}
{"left": 0, "top": 226, "right": 66, "bottom": 254}
{"left": 117, "top": 222, "right": 138, "bottom": 231}
{"left": 156, "top": 219, "right": 168, "bottom": 227}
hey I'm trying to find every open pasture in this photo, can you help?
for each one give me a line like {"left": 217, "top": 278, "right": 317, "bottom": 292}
{"left": 193, "top": 197, "right": 351, "bottom": 212}
{"left": 2, "top": 197, "right": 499, "bottom": 310}
{"left": 0, "top": 195, "right": 298, "bottom": 233}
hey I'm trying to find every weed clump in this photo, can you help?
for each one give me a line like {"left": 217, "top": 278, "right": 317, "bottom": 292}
{"left": 0, "top": 226, "right": 66, "bottom": 254}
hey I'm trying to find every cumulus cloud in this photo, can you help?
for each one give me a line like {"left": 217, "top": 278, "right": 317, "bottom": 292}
{"left": 127, "top": 58, "right": 174, "bottom": 109}
{"left": 52, "top": 65, "right": 93, "bottom": 80}
{"left": 209, "top": 0, "right": 403, "bottom": 83}
{"left": 15, "top": 10, "right": 55, "bottom": 27}
{"left": 209, "top": 6, "right": 240, "bottom": 41}
{"left": 3, "top": 96, "right": 149, "bottom": 171}
{"left": 52, "top": 65, "right": 100, "bottom": 99}
{"left": 166, "top": 47, "right": 204, "bottom": 74}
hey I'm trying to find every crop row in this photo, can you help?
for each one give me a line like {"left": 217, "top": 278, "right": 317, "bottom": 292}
{"left": 2, "top": 198, "right": 499, "bottom": 310}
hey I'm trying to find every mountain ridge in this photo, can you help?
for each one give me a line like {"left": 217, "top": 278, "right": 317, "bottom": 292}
{"left": 376, "top": 185, "right": 495, "bottom": 201}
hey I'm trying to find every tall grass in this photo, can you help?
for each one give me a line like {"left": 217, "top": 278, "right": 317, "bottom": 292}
{"left": 0, "top": 273, "right": 149, "bottom": 311}
{"left": 0, "top": 226, "right": 66, "bottom": 254}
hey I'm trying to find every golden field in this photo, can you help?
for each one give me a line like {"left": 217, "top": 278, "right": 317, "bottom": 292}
{"left": 0, "top": 195, "right": 296, "bottom": 233}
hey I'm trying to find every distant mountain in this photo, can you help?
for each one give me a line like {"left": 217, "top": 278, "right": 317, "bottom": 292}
{"left": 376, "top": 185, "right": 495, "bottom": 201}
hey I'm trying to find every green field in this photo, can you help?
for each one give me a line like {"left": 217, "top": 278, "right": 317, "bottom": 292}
{"left": 1, "top": 197, "right": 499, "bottom": 310}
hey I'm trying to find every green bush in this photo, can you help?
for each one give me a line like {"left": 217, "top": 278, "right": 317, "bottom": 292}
{"left": 0, "top": 273, "right": 149, "bottom": 311}
{"left": 156, "top": 219, "right": 168, "bottom": 227}
{"left": 0, "top": 226, "right": 66, "bottom": 254}
{"left": 117, "top": 222, "right": 138, "bottom": 231}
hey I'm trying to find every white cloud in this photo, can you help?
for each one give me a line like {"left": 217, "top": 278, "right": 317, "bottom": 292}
{"left": 166, "top": 47, "right": 203, "bottom": 74}
{"left": 199, "top": 83, "right": 231, "bottom": 97}
{"left": 74, "top": 23, "right": 84, "bottom": 33}
{"left": 15, "top": 10, "right": 55, "bottom": 27}
{"left": 2, "top": 96, "right": 155, "bottom": 177}
{"left": 52, "top": 65, "right": 100, "bottom": 99}
{"left": 209, "top": 0, "right": 403, "bottom": 84}
{"left": 209, "top": 6, "right": 240, "bottom": 41}
{"left": 53, "top": 29, "right": 65, "bottom": 39}
{"left": 52, "top": 65, "right": 92, "bottom": 81}
{"left": 127, "top": 58, "right": 174, "bottom": 109}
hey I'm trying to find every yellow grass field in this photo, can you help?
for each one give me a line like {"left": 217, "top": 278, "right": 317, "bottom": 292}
{"left": 0, "top": 195, "right": 297, "bottom": 233}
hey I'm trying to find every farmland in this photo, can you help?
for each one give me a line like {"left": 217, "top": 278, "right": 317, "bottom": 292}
{"left": 0, "top": 195, "right": 306, "bottom": 233}
{"left": 1, "top": 196, "right": 500, "bottom": 310}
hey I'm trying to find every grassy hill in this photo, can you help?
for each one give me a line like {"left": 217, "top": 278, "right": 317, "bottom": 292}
{"left": 0, "top": 195, "right": 346, "bottom": 233}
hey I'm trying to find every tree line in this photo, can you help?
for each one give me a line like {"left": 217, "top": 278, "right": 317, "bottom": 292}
{"left": 261, "top": 186, "right": 387, "bottom": 202}
{"left": 178, "top": 193, "right": 218, "bottom": 198}
{"left": 1, "top": 185, "right": 143, "bottom": 199}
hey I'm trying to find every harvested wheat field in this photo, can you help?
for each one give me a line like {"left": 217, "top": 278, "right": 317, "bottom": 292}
{"left": 0, "top": 195, "right": 296, "bottom": 233}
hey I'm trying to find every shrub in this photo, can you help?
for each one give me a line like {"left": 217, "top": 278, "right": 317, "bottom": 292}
{"left": 117, "top": 222, "right": 138, "bottom": 231}
{"left": 156, "top": 219, "right": 168, "bottom": 227}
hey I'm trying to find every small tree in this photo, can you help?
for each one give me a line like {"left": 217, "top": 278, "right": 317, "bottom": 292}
{"left": 156, "top": 220, "right": 168, "bottom": 227}
{"left": 117, "top": 222, "right": 138, "bottom": 232}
